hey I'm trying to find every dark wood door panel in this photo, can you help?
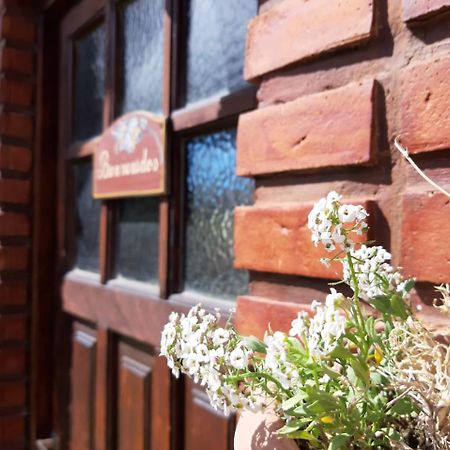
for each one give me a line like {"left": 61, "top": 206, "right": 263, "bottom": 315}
{"left": 69, "top": 322, "right": 97, "bottom": 450}
{"left": 116, "top": 341, "right": 152, "bottom": 450}
{"left": 115, "top": 340, "right": 170, "bottom": 450}
{"left": 184, "top": 380, "right": 235, "bottom": 450}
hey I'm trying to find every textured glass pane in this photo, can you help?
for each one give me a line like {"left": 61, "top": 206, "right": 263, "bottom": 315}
{"left": 185, "top": 0, "right": 257, "bottom": 104}
{"left": 72, "top": 24, "right": 105, "bottom": 142}
{"left": 185, "top": 130, "right": 254, "bottom": 299}
{"left": 73, "top": 162, "right": 100, "bottom": 272}
{"left": 115, "top": 197, "right": 159, "bottom": 283}
{"left": 118, "top": 0, "right": 164, "bottom": 114}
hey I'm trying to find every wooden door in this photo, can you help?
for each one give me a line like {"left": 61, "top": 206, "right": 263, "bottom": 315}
{"left": 54, "top": 0, "right": 258, "bottom": 449}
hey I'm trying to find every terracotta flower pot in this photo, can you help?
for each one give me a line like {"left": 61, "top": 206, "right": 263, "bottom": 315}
{"left": 234, "top": 409, "right": 299, "bottom": 450}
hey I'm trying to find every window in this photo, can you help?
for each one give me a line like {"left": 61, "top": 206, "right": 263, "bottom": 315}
{"left": 184, "top": 130, "right": 254, "bottom": 298}
{"left": 73, "top": 161, "right": 101, "bottom": 272}
{"left": 72, "top": 23, "right": 105, "bottom": 142}
{"left": 61, "top": 0, "right": 257, "bottom": 302}
{"left": 185, "top": 0, "right": 257, "bottom": 105}
{"left": 117, "top": 0, "right": 164, "bottom": 115}
{"left": 115, "top": 197, "right": 160, "bottom": 283}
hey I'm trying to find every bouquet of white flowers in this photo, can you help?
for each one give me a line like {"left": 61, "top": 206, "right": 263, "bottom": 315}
{"left": 160, "top": 190, "right": 450, "bottom": 450}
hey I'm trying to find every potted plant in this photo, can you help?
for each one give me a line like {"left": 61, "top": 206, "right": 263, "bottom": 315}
{"left": 160, "top": 143, "right": 450, "bottom": 450}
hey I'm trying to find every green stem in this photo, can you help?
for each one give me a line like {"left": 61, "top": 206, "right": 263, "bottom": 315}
{"left": 224, "top": 371, "right": 290, "bottom": 396}
{"left": 345, "top": 252, "right": 370, "bottom": 359}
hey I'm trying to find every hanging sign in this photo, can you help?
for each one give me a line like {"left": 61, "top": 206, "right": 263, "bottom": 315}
{"left": 93, "top": 111, "right": 166, "bottom": 198}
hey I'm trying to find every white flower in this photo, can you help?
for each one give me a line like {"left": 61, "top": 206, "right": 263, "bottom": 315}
{"left": 212, "top": 328, "right": 230, "bottom": 346}
{"left": 289, "top": 311, "right": 309, "bottom": 337}
{"left": 229, "top": 346, "right": 249, "bottom": 370}
{"left": 343, "top": 245, "right": 403, "bottom": 300}
{"left": 325, "top": 288, "right": 346, "bottom": 309}
{"left": 308, "top": 191, "right": 369, "bottom": 255}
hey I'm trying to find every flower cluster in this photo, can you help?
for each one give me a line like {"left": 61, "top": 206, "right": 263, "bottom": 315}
{"left": 264, "top": 331, "right": 300, "bottom": 390}
{"left": 289, "top": 289, "right": 347, "bottom": 357}
{"left": 161, "top": 191, "right": 449, "bottom": 450}
{"left": 307, "top": 191, "right": 368, "bottom": 253}
{"left": 343, "top": 245, "right": 403, "bottom": 300}
{"left": 160, "top": 305, "right": 268, "bottom": 415}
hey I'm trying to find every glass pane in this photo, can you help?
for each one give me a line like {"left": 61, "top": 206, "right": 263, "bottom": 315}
{"left": 185, "top": 130, "right": 254, "bottom": 299}
{"left": 73, "top": 161, "right": 101, "bottom": 272}
{"left": 185, "top": 0, "right": 257, "bottom": 104}
{"left": 118, "top": 0, "right": 164, "bottom": 115}
{"left": 72, "top": 23, "right": 105, "bottom": 142}
{"left": 115, "top": 197, "right": 159, "bottom": 283}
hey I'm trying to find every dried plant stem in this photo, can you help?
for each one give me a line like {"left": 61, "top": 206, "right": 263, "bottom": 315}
{"left": 394, "top": 137, "right": 450, "bottom": 199}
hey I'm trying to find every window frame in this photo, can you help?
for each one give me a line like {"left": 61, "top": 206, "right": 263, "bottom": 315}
{"left": 58, "top": 0, "right": 257, "bottom": 307}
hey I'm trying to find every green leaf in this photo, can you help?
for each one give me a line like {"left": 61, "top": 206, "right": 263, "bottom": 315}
{"left": 390, "top": 294, "right": 408, "bottom": 320}
{"left": 350, "top": 359, "right": 369, "bottom": 385}
{"left": 328, "top": 434, "right": 351, "bottom": 450}
{"left": 370, "top": 296, "right": 392, "bottom": 315}
{"left": 243, "top": 336, "right": 266, "bottom": 354}
{"left": 285, "top": 430, "right": 319, "bottom": 443}
{"left": 389, "top": 397, "right": 418, "bottom": 416}
{"left": 331, "top": 345, "right": 353, "bottom": 361}
{"left": 387, "top": 428, "right": 401, "bottom": 441}
{"left": 282, "top": 391, "right": 307, "bottom": 411}
{"left": 277, "top": 423, "right": 301, "bottom": 435}
{"left": 322, "top": 366, "right": 341, "bottom": 380}
{"left": 309, "top": 391, "right": 340, "bottom": 411}
{"left": 403, "top": 278, "right": 415, "bottom": 293}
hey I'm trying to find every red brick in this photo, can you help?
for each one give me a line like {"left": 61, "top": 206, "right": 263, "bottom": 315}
{"left": 0, "top": 15, "right": 36, "bottom": 42}
{"left": 0, "top": 144, "right": 31, "bottom": 172}
{"left": 234, "top": 201, "right": 372, "bottom": 279}
{"left": 0, "top": 381, "right": 26, "bottom": 409}
{"left": 399, "top": 58, "right": 450, "bottom": 154}
{"left": 244, "top": 0, "right": 374, "bottom": 79}
{"left": 0, "top": 414, "right": 26, "bottom": 443}
{"left": 237, "top": 80, "right": 375, "bottom": 176}
{"left": 236, "top": 296, "right": 310, "bottom": 339}
{"left": 403, "top": 0, "right": 450, "bottom": 21}
{"left": 0, "top": 247, "right": 29, "bottom": 271}
{"left": 0, "top": 46, "right": 33, "bottom": 75}
{"left": 0, "top": 282, "right": 28, "bottom": 306}
{"left": 0, "top": 314, "right": 27, "bottom": 341}
{"left": 0, "top": 212, "right": 29, "bottom": 236}
{"left": 0, "top": 179, "right": 30, "bottom": 203}
{"left": 401, "top": 192, "right": 450, "bottom": 283}
{"left": 0, "top": 111, "right": 33, "bottom": 140}
{"left": 0, "top": 78, "right": 33, "bottom": 107}
{"left": 0, "top": 347, "right": 26, "bottom": 377}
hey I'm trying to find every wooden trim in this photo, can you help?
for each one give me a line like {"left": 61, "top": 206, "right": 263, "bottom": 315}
{"left": 60, "top": 0, "right": 105, "bottom": 39}
{"left": 104, "top": 0, "right": 117, "bottom": 125}
{"left": 62, "top": 272, "right": 170, "bottom": 347}
{"left": 30, "top": 11, "right": 58, "bottom": 448}
{"left": 62, "top": 271, "right": 230, "bottom": 347}
{"left": 159, "top": 197, "right": 170, "bottom": 299}
{"left": 66, "top": 137, "right": 100, "bottom": 160}
{"left": 94, "top": 327, "right": 111, "bottom": 450}
{"left": 168, "top": 133, "right": 184, "bottom": 295}
{"left": 99, "top": 202, "right": 109, "bottom": 283}
{"left": 170, "top": 0, "right": 187, "bottom": 110}
{"left": 171, "top": 85, "right": 256, "bottom": 132}
{"left": 162, "top": 0, "right": 173, "bottom": 117}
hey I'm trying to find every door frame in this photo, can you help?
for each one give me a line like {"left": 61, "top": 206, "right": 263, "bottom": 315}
{"left": 32, "top": 0, "right": 258, "bottom": 448}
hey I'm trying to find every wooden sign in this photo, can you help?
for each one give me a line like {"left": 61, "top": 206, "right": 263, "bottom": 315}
{"left": 93, "top": 111, "right": 166, "bottom": 198}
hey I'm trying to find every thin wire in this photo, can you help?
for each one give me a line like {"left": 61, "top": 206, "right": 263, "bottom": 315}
{"left": 393, "top": 137, "right": 450, "bottom": 199}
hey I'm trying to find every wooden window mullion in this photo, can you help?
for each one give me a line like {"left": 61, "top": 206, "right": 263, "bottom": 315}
{"left": 99, "top": 0, "right": 117, "bottom": 283}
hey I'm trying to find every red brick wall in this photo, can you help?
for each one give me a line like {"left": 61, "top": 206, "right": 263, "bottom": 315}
{"left": 235, "top": 0, "right": 450, "bottom": 338}
{"left": 0, "top": 0, "right": 36, "bottom": 447}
